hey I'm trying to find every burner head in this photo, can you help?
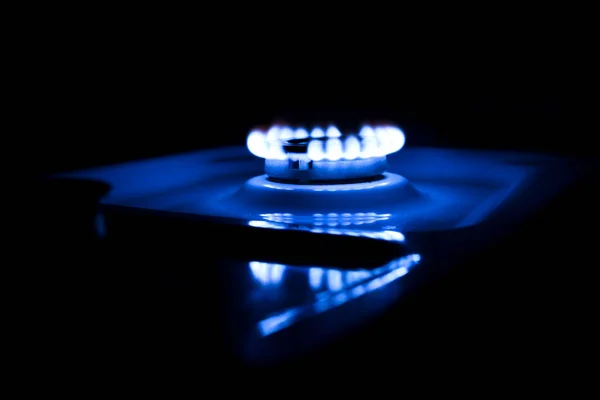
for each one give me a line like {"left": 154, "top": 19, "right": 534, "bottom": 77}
{"left": 247, "top": 124, "right": 405, "bottom": 183}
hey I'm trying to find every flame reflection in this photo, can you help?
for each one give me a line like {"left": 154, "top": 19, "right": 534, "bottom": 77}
{"left": 248, "top": 253, "right": 421, "bottom": 336}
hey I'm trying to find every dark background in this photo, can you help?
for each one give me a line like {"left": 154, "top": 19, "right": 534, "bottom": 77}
{"left": 13, "top": 13, "right": 599, "bottom": 384}
{"left": 20, "top": 21, "right": 593, "bottom": 177}
{"left": 31, "top": 81, "right": 587, "bottom": 177}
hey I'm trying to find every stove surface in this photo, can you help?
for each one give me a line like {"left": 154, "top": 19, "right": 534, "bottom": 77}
{"left": 60, "top": 146, "right": 567, "bottom": 231}
{"left": 54, "top": 145, "right": 591, "bottom": 366}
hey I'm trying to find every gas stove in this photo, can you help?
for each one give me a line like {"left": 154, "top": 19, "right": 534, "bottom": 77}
{"left": 57, "top": 123, "right": 592, "bottom": 366}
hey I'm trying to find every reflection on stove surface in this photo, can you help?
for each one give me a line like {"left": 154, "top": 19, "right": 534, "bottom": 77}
{"left": 248, "top": 253, "right": 421, "bottom": 337}
{"left": 260, "top": 212, "right": 391, "bottom": 225}
{"left": 248, "top": 212, "right": 405, "bottom": 242}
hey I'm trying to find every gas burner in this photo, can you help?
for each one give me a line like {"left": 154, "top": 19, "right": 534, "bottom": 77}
{"left": 247, "top": 124, "right": 405, "bottom": 183}
{"left": 233, "top": 122, "right": 421, "bottom": 222}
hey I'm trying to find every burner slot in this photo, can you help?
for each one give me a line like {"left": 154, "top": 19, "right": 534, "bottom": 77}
{"left": 266, "top": 157, "right": 388, "bottom": 183}
{"left": 289, "top": 159, "right": 314, "bottom": 171}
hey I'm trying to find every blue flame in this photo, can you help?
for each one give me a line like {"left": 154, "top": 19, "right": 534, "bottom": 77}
{"left": 247, "top": 124, "right": 405, "bottom": 161}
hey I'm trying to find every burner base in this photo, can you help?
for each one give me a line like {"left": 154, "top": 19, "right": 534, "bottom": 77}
{"left": 229, "top": 172, "right": 424, "bottom": 214}
{"left": 265, "top": 156, "right": 387, "bottom": 183}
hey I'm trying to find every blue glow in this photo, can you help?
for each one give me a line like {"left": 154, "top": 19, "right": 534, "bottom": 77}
{"left": 248, "top": 219, "right": 405, "bottom": 242}
{"left": 60, "top": 146, "right": 538, "bottom": 233}
{"left": 309, "top": 268, "right": 324, "bottom": 289}
{"left": 254, "top": 253, "right": 421, "bottom": 337}
{"left": 95, "top": 213, "right": 106, "bottom": 238}
{"left": 260, "top": 212, "right": 391, "bottom": 225}
{"left": 248, "top": 220, "right": 285, "bottom": 229}
{"left": 245, "top": 173, "right": 399, "bottom": 192}
{"left": 257, "top": 309, "right": 299, "bottom": 336}
{"left": 249, "top": 261, "right": 286, "bottom": 285}
{"left": 251, "top": 211, "right": 404, "bottom": 241}
{"left": 327, "top": 269, "right": 343, "bottom": 291}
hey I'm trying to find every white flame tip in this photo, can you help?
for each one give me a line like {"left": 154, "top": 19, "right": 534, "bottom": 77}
{"left": 307, "top": 139, "right": 325, "bottom": 161}
{"left": 311, "top": 127, "right": 326, "bottom": 138}
{"left": 326, "top": 126, "right": 342, "bottom": 138}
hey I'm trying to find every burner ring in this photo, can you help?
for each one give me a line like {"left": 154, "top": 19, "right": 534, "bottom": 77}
{"left": 247, "top": 124, "right": 405, "bottom": 184}
{"left": 265, "top": 156, "right": 388, "bottom": 183}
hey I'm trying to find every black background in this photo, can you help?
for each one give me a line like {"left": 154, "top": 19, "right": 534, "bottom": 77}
{"left": 13, "top": 11, "right": 599, "bottom": 385}
{"left": 31, "top": 78, "right": 587, "bottom": 177}
{"left": 19, "top": 17, "right": 594, "bottom": 178}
